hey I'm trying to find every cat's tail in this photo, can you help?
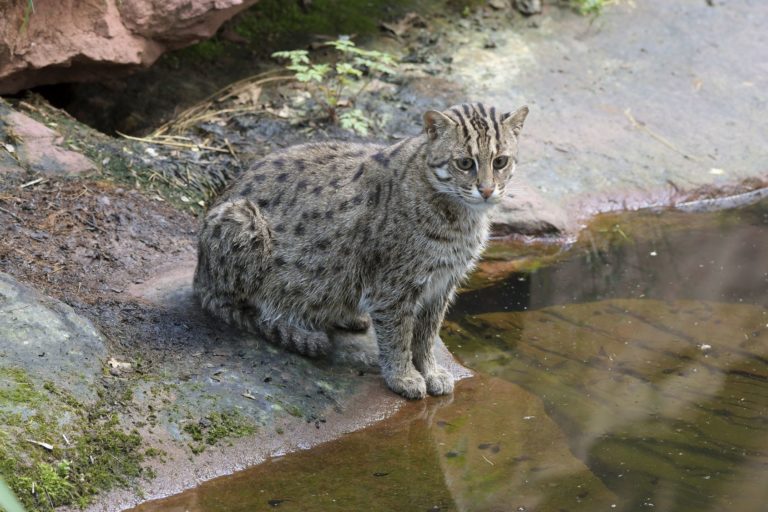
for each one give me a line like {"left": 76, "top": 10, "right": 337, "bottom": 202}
{"left": 250, "top": 310, "right": 331, "bottom": 357}
{"left": 197, "top": 291, "right": 331, "bottom": 357}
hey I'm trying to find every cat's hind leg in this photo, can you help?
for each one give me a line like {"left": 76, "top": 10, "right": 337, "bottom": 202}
{"left": 194, "top": 198, "right": 331, "bottom": 357}
{"left": 194, "top": 197, "right": 273, "bottom": 300}
{"left": 334, "top": 313, "right": 372, "bottom": 332}
{"left": 198, "top": 293, "right": 331, "bottom": 357}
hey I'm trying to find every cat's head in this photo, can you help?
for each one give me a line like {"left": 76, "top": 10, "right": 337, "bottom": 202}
{"left": 422, "top": 102, "right": 528, "bottom": 208}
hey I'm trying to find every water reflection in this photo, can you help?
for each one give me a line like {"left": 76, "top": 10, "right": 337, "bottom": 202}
{"left": 443, "top": 299, "right": 768, "bottom": 511}
{"left": 460, "top": 204, "right": 768, "bottom": 315}
{"left": 132, "top": 393, "right": 456, "bottom": 511}
{"left": 132, "top": 375, "right": 616, "bottom": 512}
{"left": 444, "top": 202, "right": 768, "bottom": 511}
{"left": 131, "top": 202, "right": 768, "bottom": 512}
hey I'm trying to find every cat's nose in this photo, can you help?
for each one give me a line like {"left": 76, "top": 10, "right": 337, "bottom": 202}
{"left": 478, "top": 185, "right": 494, "bottom": 199}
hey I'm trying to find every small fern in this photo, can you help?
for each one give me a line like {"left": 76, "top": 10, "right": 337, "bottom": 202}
{"left": 338, "top": 109, "right": 371, "bottom": 137}
{"left": 272, "top": 38, "right": 397, "bottom": 135}
{"left": 270, "top": 50, "right": 331, "bottom": 83}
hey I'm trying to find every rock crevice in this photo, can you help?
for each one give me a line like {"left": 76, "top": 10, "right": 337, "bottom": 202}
{"left": 0, "top": 0, "right": 260, "bottom": 94}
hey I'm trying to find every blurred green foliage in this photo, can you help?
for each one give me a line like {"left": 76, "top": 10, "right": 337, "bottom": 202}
{"left": 0, "top": 476, "right": 24, "bottom": 512}
{"left": 571, "top": 0, "right": 611, "bottom": 16}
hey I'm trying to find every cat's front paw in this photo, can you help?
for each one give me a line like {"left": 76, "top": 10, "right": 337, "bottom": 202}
{"left": 424, "top": 366, "right": 454, "bottom": 396}
{"left": 385, "top": 369, "right": 427, "bottom": 400}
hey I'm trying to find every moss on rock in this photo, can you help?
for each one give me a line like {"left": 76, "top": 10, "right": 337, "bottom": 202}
{"left": 0, "top": 367, "right": 150, "bottom": 510}
{"left": 183, "top": 411, "right": 257, "bottom": 454}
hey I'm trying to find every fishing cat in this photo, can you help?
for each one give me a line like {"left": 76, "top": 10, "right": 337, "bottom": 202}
{"left": 194, "top": 103, "right": 529, "bottom": 399}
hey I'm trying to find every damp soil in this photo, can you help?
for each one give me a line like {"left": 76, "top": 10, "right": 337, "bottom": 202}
{"left": 129, "top": 200, "right": 768, "bottom": 512}
{"left": 0, "top": 175, "right": 196, "bottom": 361}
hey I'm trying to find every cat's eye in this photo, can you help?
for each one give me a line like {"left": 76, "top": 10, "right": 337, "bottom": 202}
{"left": 455, "top": 158, "right": 475, "bottom": 171}
{"left": 493, "top": 156, "right": 509, "bottom": 170}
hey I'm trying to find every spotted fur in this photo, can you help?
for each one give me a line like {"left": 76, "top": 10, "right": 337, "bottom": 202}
{"left": 194, "top": 102, "right": 529, "bottom": 399}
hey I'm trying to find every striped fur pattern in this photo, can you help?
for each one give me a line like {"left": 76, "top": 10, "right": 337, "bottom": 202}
{"left": 194, "top": 102, "right": 529, "bottom": 399}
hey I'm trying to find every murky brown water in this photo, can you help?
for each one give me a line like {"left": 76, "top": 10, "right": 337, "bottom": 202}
{"left": 130, "top": 201, "right": 768, "bottom": 512}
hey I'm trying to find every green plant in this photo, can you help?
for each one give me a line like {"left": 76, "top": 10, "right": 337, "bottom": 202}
{"left": 183, "top": 411, "right": 257, "bottom": 454}
{"left": 338, "top": 108, "right": 372, "bottom": 137}
{"left": 13, "top": 462, "right": 75, "bottom": 508}
{"left": 570, "top": 0, "right": 613, "bottom": 16}
{"left": 0, "top": 476, "right": 24, "bottom": 512}
{"left": 272, "top": 38, "right": 396, "bottom": 135}
{"left": 0, "top": 367, "right": 149, "bottom": 510}
{"left": 19, "top": 0, "right": 35, "bottom": 35}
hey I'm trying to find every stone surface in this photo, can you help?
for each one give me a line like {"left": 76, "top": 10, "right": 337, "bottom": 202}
{"left": 515, "top": 0, "right": 542, "bottom": 15}
{"left": 86, "top": 256, "right": 471, "bottom": 510}
{"left": 0, "top": 150, "right": 24, "bottom": 176}
{"left": 0, "top": 101, "right": 96, "bottom": 175}
{"left": 445, "top": 0, "right": 768, "bottom": 223}
{"left": 0, "top": 271, "right": 106, "bottom": 402}
{"left": 0, "top": 0, "right": 260, "bottom": 94}
{"left": 492, "top": 180, "right": 575, "bottom": 236}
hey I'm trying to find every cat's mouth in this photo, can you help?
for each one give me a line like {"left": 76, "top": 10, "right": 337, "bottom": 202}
{"left": 462, "top": 188, "right": 503, "bottom": 207}
{"left": 463, "top": 195, "right": 502, "bottom": 208}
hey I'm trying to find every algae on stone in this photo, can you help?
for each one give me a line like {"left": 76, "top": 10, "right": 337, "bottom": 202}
{"left": 0, "top": 273, "right": 152, "bottom": 510}
{"left": 182, "top": 411, "right": 257, "bottom": 454}
{"left": 0, "top": 367, "right": 149, "bottom": 510}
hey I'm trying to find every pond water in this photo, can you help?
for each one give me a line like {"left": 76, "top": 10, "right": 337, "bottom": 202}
{"left": 130, "top": 201, "right": 768, "bottom": 512}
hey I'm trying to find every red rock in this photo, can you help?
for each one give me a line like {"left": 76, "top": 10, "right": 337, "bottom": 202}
{"left": 0, "top": 0, "right": 260, "bottom": 94}
{"left": 4, "top": 109, "right": 96, "bottom": 175}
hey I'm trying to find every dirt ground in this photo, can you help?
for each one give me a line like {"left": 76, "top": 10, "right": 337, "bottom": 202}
{"left": 0, "top": 176, "right": 195, "bottom": 362}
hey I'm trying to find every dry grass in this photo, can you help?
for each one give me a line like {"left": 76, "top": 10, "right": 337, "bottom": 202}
{"left": 112, "top": 70, "right": 294, "bottom": 155}
{"left": 150, "top": 71, "right": 294, "bottom": 138}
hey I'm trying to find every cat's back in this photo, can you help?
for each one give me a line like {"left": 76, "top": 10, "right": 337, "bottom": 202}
{"left": 222, "top": 141, "right": 385, "bottom": 216}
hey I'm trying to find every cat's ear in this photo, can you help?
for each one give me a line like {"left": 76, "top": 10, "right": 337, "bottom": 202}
{"left": 423, "top": 110, "right": 456, "bottom": 140}
{"left": 502, "top": 105, "right": 529, "bottom": 136}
